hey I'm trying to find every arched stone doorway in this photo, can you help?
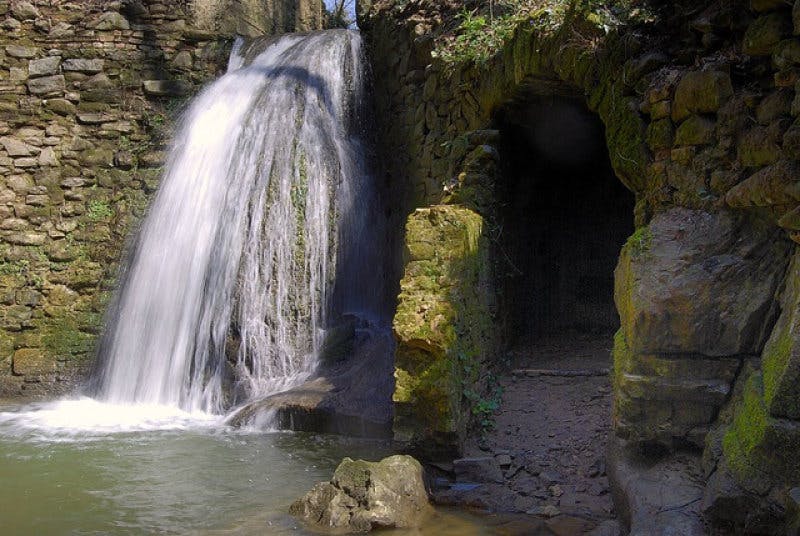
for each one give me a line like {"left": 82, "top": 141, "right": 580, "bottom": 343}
{"left": 493, "top": 90, "right": 635, "bottom": 352}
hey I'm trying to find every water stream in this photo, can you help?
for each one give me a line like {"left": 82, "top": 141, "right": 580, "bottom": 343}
{"left": 91, "top": 29, "right": 387, "bottom": 413}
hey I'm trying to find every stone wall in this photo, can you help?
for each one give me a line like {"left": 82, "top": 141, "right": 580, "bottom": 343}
{"left": 0, "top": 0, "right": 324, "bottom": 398}
{"left": 361, "top": 0, "right": 800, "bottom": 530}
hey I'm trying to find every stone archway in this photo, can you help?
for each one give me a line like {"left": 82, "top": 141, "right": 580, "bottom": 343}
{"left": 492, "top": 91, "right": 635, "bottom": 348}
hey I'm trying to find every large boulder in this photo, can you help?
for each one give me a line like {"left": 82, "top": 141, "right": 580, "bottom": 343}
{"left": 613, "top": 208, "right": 792, "bottom": 447}
{"left": 615, "top": 208, "right": 790, "bottom": 358}
{"left": 290, "top": 455, "right": 432, "bottom": 532}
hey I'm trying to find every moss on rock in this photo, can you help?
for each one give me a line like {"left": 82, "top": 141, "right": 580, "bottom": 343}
{"left": 393, "top": 205, "right": 497, "bottom": 453}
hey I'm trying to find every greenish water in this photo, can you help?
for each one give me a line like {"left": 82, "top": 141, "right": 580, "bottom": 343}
{"left": 0, "top": 399, "right": 487, "bottom": 535}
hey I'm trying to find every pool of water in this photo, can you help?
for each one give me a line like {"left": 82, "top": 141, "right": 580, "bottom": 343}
{"left": 0, "top": 398, "right": 489, "bottom": 535}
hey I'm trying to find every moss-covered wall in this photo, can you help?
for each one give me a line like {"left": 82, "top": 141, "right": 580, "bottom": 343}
{"left": 362, "top": 0, "right": 800, "bottom": 529}
{"left": 0, "top": 0, "right": 324, "bottom": 398}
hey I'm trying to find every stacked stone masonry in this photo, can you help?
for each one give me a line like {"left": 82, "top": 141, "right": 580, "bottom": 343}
{"left": 0, "top": 0, "right": 323, "bottom": 397}
{"left": 361, "top": 0, "right": 800, "bottom": 531}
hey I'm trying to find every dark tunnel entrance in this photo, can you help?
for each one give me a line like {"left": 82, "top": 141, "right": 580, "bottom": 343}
{"left": 494, "top": 93, "right": 636, "bottom": 350}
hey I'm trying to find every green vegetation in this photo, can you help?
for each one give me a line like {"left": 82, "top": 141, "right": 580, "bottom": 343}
{"left": 431, "top": 0, "right": 657, "bottom": 67}
{"left": 41, "top": 314, "right": 97, "bottom": 362}
{"left": 87, "top": 200, "right": 114, "bottom": 222}
{"left": 626, "top": 226, "right": 652, "bottom": 256}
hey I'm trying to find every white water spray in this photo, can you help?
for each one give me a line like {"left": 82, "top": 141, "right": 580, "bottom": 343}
{"left": 86, "top": 30, "right": 384, "bottom": 416}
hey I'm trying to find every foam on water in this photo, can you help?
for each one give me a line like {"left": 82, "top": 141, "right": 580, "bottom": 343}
{"left": 0, "top": 398, "right": 223, "bottom": 440}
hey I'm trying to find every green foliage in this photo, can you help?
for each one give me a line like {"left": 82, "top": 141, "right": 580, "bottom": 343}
{"left": 626, "top": 226, "right": 652, "bottom": 256}
{"left": 41, "top": 315, "right": 97, "bottom": 361}
{"left": 87, "top": 200, "right": 113, "bottom": 222}
{"left": 432, "top": 0, "right": 658, "bottom": 67}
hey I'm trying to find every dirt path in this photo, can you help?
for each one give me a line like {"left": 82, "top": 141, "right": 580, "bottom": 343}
{"left": 432, "top": 331, "right": 619, "bottom": 535}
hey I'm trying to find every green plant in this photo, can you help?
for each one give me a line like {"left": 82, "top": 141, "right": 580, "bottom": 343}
{"left": 87, "top": 200, "right": 114, "bottom": 222}
{"left": 626, "top": 226, "right": 652, "bottom": 256}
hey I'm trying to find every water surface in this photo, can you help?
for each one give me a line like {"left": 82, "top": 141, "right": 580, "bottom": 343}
{"left": 0, "top": 399, "right": 489, "bottom": 535}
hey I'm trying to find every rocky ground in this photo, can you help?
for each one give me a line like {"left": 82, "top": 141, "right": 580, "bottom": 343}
{"left": 430, "top": 331, "right": 621, "bottom": 535}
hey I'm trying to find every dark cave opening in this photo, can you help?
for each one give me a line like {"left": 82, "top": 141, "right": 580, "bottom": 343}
{"left": 494, "top": 93, "right": 636, "bottom": 348}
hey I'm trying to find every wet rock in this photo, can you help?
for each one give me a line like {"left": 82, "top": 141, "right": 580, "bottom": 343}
{"left": 526, "top": 504, "right": 560, "bottom": 518}
{"left": 142, "top": 80, "right": 191, "bottom": 97}
{"left": 608, "top": 439, "right": 705, "bottom": 536}
{"left": 453, "top": 456, "right": 504, "bottom": 484}
{"left": 290, "top": 455, "right": 432, "bottom": 532}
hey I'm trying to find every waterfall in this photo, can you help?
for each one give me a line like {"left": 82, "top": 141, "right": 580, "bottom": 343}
{"left": 91, "top": 30, "right": 385, "bottom": 414}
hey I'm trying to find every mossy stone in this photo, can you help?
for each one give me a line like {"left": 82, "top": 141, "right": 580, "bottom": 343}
{"left": 761, "top": 250, "right": 800, "bottom": 419}
{"left": 744, "top": 13, "right": 791, "bottom": 56}
{"left": 722, "top": 372, "right": 800, "bottom": 486}
{"left": 672, "top": 71, "right": 734, "bottom": 122}
{"left": 674, "top": 115, "right": 716, "bottom": 146}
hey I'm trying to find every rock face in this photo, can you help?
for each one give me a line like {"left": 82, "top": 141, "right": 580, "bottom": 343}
{"left": 227, "top": 327, "right": 394, "bottom": 437}
{"left": 290, "top": 455, "right": 432, "bottom": 532}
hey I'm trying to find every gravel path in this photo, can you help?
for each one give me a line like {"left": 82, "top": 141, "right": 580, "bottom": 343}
{"left": 432, "top": 332, "right": 620, "bottom": 535}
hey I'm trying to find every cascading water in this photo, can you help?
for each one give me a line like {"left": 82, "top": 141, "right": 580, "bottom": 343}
{"left": 89, "top": 29, "right": 387, "bottom": 415}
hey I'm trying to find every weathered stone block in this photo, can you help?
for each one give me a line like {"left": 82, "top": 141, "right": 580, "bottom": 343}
{"left": 142, "top": 79, "right": 191, "bottom": 97}
{"left": 61, "top": 58, "right": 104, "bottom": 74}
{"left": 26, "top": 75, "right": 65, "bottom": 96}
{"left": 645, "top": 118, "right": 673, "bottom": 150}
{"left": 12, "top": 348, "right": 52, "bottom": 376}
{"left": 290, "top": 455, "right": 431, "bottom": 532}
{"left": 756, "top": 90, "right": 793, "bottom": 124}
{"left": 0, "top": 136, "right": 32, "bottom": 157}
{"left": 5, "top": 45, "right": 37, "bottom": 58}
{"left": 45, "top": 98, "right": 75, "bottom": 116}
{"left": 674, "top": 115, "right": 716, "bottom": 146}
{"left": 87, "top": 12, "right": 130, "bottom": 31}
{"left": 615, "top": 208, "right": 790, "bottom": 358}
{"left": 27, "top": 57, "right": 60, "bottom": 78}
{"left": 613, "top": 329, "right": 743, "bottom": 447}
{"left": 672, "top": 71, "right": 733, "bottom": 122}
{"left": 726, "top": 160, "right": 800, "bottom": 207}
{"left": 10, "top": 1, "right": 39, "bottom": 20}
{"left": 737, "top": 126, "right": 782, "bottom": 167}
{"left": 795, "top": 0, "right": 800, "bottom": 35}
{"left": 745, "top": 13, "right": 792, "bottom": 56}
{"left": 773, "top": 39, "right": 800, "bottom": 69}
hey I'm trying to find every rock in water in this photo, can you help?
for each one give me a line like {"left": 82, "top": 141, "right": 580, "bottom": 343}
{"left": 290, "top": 455, "right": 432, "bottom": 532}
